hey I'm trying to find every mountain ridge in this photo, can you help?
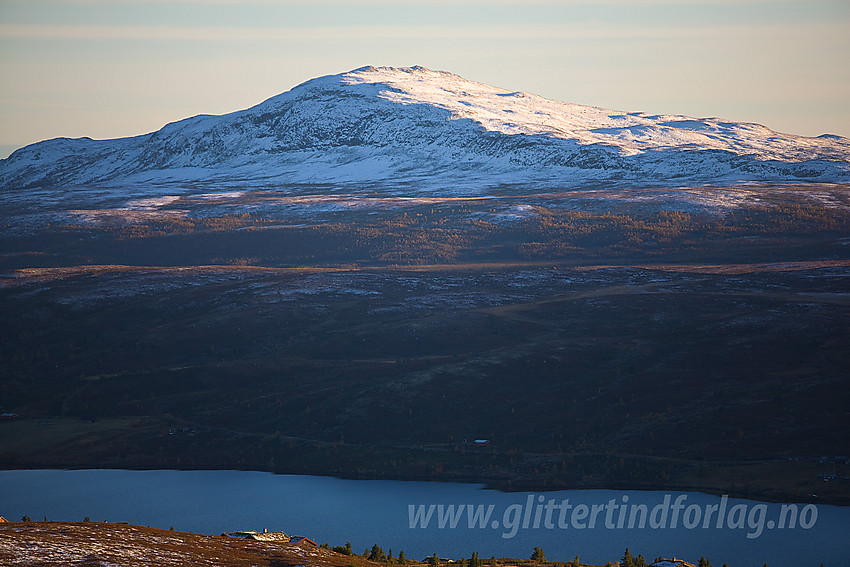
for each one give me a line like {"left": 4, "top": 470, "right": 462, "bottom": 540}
{"left": 2, "top": 65, "right": 849, "bottom": 191}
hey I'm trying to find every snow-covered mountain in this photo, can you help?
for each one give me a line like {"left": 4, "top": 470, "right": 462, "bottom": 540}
{"left": 2, "top": 65, "right": 849, "bottom": 191}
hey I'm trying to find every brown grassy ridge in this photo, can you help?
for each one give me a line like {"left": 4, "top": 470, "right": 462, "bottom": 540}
{"left": 0, "top": 521, "right": 611, "bottom": 567}
{"left": 0, "top": 521, "right": 382, "bottom": 567}
{"left": 4, "top": 258, "right": 850, "bottom": 286}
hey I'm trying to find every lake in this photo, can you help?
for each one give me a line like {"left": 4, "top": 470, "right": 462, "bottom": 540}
{"left": 1, "top": 469, "right": 847, "bottom": 565}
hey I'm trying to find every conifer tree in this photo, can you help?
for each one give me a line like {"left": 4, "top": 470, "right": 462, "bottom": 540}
{"left": 370, "top": 544, "right": 387, "bottom": 562}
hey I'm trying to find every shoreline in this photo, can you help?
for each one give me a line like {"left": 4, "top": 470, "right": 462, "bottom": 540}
{"left": 2, "top": 460, "right": 846, "bottom": 507}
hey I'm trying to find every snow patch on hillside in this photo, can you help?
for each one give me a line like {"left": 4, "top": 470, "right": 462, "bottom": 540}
{"left": 343, "top": 66, "right": 850, "bottom": 162}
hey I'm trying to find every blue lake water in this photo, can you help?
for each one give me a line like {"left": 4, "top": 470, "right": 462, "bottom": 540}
{"left": 1, "top": 469, "right": 847, "bottom": 565}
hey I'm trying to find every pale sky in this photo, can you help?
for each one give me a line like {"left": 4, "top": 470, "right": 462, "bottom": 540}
{"left": 1, "top": 0, "right": 849, "bottom": 158}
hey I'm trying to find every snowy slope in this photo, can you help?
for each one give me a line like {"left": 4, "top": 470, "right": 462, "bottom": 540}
{"left": 2, "top": 65, "right": 849, "bottom": 192}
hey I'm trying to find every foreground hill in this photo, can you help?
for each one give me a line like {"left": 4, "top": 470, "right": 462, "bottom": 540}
{"left": 0, "top": 521, "right": 366, "bottom": 567}
{"left": 0, "top": 521, "right": 701, "bottom": 567}
{"left": 1, "top": 66, "right": 849, "bottom": 191}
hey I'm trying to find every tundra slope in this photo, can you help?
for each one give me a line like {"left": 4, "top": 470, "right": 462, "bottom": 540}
{"left": 2, "top": 65, "right": 849, "bottom": 193}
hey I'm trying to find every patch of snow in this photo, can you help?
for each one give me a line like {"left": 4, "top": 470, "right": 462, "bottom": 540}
{"left": 125, "top": 195, "right": 182, "bottom": 209}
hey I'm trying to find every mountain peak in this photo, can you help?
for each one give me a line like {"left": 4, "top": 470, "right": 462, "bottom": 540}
{"left": 1, "top": 66, "right": 849, "bottom": 191}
